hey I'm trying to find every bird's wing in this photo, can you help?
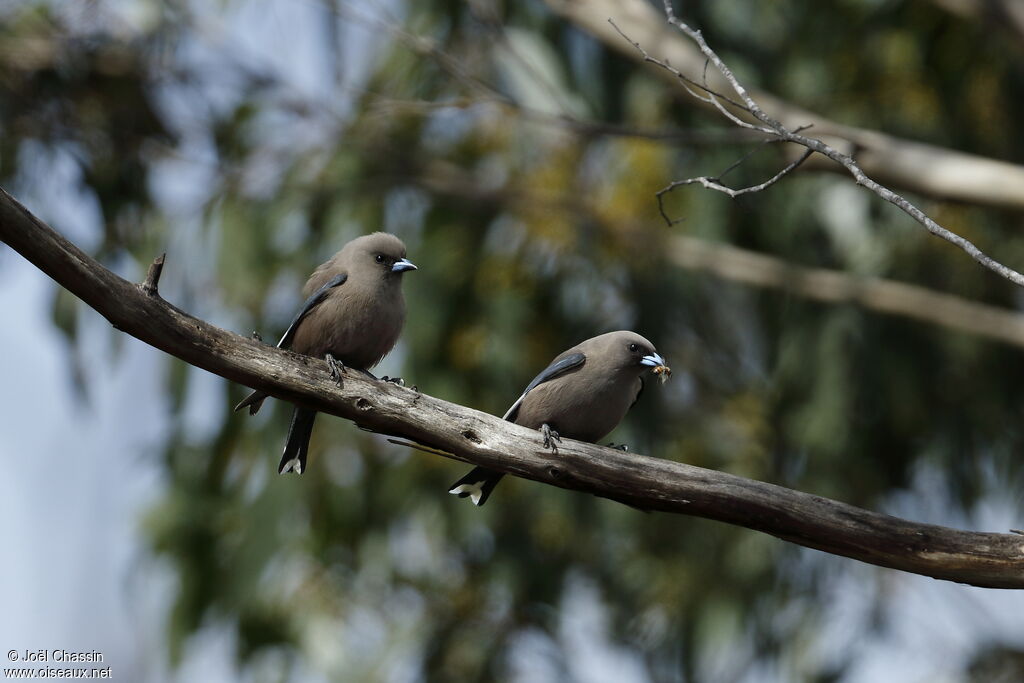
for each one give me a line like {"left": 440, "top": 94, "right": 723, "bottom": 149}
{"left": 276, "top": 272, "right": 348, "bottom": 349}
{"left": 502, "top": 352, "right": 586, "bottom": 422}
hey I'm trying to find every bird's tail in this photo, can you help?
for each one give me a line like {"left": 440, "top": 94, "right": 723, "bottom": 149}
{"left": 448, "top": 467, "right": 504, "bottom": 507}
{"left": 234, "top": 389, "right": 268, "bottom": 415}
{"left": 278, "top": 408, "right": 317, "bottom": 474}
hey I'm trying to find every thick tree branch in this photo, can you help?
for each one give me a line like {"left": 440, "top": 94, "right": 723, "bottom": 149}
{"left": 3, "top": 187, "right": 1024, "bottom": 589}
{"left": 544, "top": 0, "right": 1024, "bottom": 212}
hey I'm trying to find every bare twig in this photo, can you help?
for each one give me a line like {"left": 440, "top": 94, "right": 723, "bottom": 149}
{"left": 544, "top": 0, "right": 1024, "bottom": 210}
{"left": 607, "top": 18, "right": 769, "bottom": 133}
{"left": 657, "top": 148, "right": 813, "bottom": 217}
{"left": 615, "top": 3, "right": 1024, "bottom": 288}
{"left": 660, "top": 3, "right": 770, "bottom": 122}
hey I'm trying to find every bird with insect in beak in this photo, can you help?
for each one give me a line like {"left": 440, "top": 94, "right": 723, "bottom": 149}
{"left": 448, "top": 330, "right": 671, "bottom": 506}
{"left": 234, "top": 232, "right": 417, "bottom": 475}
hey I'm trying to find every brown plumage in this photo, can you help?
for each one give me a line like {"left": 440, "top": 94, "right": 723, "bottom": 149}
{"left": 290, "top": 233, "right": 410, "bottom": 366}
{"left": 235, "top": 232, "right": 416, "bottom": 475}
{"left": 449, "top": 331, "right": 670, "bottom": 506}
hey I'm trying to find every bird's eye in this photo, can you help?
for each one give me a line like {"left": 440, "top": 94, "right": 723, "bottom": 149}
{"left": 375, "top": 254, "right": 385, "bottom": 263}
{"left": 629, "top": 343, "right": 639, "bottom": 353}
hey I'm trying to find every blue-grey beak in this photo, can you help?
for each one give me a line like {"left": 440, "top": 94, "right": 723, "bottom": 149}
{"left": 640, "top": 352, "right": 666, "bottom": 368}
{"left": 392, "top": 258, "right": 417, "bottom": 273}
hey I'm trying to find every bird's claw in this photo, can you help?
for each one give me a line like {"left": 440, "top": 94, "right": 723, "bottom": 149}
{"left": 325, "top": 353, "right": 346, "bottom": 386}
{"left": 251, "top": 330, "right": 263, "bottom": 342}
{"left": 607, "top": 442, "right": 629, "bottom": 452}
{"left": 541, "top": 424, "right": 561, "bottom": 452}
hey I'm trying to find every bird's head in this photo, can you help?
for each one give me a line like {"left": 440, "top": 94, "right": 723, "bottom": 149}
{"left": 349, "top": 232, "right": 417, "bottom": 280}
{"left": 594, "top": 331, "right": 671, "bottom": 382}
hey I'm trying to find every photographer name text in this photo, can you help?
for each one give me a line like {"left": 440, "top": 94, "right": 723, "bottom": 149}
{"left": 9, "top": 650, "right": 103, "bottom": 663}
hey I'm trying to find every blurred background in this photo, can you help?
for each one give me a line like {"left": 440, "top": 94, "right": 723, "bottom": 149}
{"left": 3, "top": 0, "right": 1024, "bottom": 681}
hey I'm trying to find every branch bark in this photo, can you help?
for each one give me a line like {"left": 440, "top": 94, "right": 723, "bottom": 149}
{"left": 544, "top": 0, "right": 1024, "bottom": 212}
{"left": 3, "top": 186, "right": 1024, "bottom": 589}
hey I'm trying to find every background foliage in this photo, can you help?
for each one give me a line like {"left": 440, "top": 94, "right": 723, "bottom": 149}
{"left": 3, "top": 0, "right": 1024, "bottom": 680}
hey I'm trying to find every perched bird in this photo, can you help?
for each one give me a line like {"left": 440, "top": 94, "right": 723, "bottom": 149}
{"left": 448, "top": 330, "right": 670, "bottom": 506}
{"left": 235, "top": 232, "right": 416, "bottom": 475}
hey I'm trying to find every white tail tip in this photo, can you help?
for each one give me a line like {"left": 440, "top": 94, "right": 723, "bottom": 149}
{"left": 280, "top": 458, "right": 302, "bottom": 475}
{"left": 449, "top": 482, "right": 484, "bottom": 506}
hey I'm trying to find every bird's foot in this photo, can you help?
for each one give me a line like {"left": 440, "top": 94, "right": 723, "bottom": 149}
{"left": 250, "top": 330, "right": 263, "bottom": 342}
{"left": 607, "top": 442, "right": 629, "bottom": 452}
{"left": 325, "top": 353, "right": 346, "bottom": 386}
{"left": 541, "top": 423, "right": 561, "bottom": 453}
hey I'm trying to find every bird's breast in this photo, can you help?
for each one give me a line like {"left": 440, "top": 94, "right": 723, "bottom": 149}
{"left": 291, "top": 284, "right": 406, "bottom": 370}
{"left": 515, "top": 372, "right": 638, "bottom": 443}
